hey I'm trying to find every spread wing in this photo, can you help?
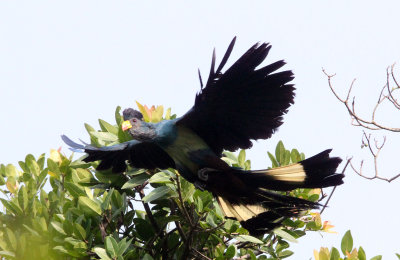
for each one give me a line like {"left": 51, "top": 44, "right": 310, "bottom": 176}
{"left": 61, "top": 135, "right": 175, "bottom": 173}
{"left": 177, "top": 37, "right": 295, "bottom": 155}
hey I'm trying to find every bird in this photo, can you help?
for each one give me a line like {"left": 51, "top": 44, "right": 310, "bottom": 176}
{"left": 62, "top": 37, "right": 343, "bottom": 236}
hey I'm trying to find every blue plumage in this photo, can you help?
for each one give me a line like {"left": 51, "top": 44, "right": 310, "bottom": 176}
{"left": 62, "top": 38, "right": 343, "bottom": 235}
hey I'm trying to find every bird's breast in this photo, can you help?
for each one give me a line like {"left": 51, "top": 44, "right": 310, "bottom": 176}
{"left": 162, "top": 125, "right": 211, "bottom": 181}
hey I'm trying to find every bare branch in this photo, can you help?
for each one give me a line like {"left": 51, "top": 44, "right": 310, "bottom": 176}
{"left": 347, "top": 132, "right": 399, "bottom": 182}
{"left": 323, "top": 67, "right": 400, "bottom": 132}
{"left": 324, "top": 65, "right": 400, "bottom": 182}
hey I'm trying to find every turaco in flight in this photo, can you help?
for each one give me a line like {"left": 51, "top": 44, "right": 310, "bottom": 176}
{"left": 62, "top": 37, "right": 343, "bottom": 236}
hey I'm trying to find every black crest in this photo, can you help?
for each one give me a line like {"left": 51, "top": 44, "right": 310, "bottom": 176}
{"left": 123, "top": 108, "right": 143, "bottom": 120}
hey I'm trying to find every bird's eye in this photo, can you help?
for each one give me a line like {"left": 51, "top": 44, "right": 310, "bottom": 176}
{"left": 132, "top": 119, "right": 137, "bottom": 123}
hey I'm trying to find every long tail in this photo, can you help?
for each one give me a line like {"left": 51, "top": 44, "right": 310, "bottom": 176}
{"left": 206, "top": 149, "right": 343, "bottom": 236}
{"left": 238, "top": 149, "right": 343, "bottom": 191}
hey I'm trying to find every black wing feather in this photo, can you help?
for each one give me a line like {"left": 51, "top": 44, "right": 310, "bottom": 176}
{"left": 61, "top": 135, "right": 175, "bottom": 173}
{"left": 177, "top": 38, "right": 295, "bottom": 155}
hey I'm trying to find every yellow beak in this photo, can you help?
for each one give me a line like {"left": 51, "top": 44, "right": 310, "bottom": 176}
{"left": 121, "top": 120, "right": 133, "bottom": 131}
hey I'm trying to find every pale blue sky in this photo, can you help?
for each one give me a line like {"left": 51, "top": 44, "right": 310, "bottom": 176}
{"left": 1, "top": 1, "right": 400, "bottom": 258}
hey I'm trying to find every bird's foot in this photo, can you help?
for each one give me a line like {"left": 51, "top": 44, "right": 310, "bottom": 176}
{"left": 194, "top": 181, "right": 206, "bottom": 191}
{"left": 197, "top": 168, "right": 219, "bottom": 182}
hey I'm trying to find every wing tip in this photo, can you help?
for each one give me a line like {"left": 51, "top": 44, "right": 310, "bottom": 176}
{"left": 61, "top": 134, "right": 85, "bottom": 151}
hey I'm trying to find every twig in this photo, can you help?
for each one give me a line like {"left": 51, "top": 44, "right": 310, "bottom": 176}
{"left": 136, "top": 181, "right": 167, "bottom": 257}
{"left": 136, "top": 181, "right": 160, "bottom": 233}
{"left": 191, "top": 248, "right": 212, "bottom": 260}
{"left": 323, "top": 68, "right": 400, "bottom": 132}
{"left": 323, "top": 66, "right": 400, "bottom": 182}
{"left": 175, "top": 175, "right": 193, "bottom": 227}
{"left": 349, "top": 132, "right": 400, "bottom": 182}
{"left": 320, "top": 158, "right": 351, "bottom": 214}
{"left": 170, "top": 199, "right": 187, "bottom": 242}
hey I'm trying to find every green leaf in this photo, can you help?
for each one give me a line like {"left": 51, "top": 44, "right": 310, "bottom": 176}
{"left": 23, "top": 224, "right": 40, "bottom": 237}
{"left": 206, "top": 213, "right": 217, "bottom": 227}
{"left": 26, "top": 155, "right": 40, "bottom": 176}
{"left": 99, "top": 119, "right": 118, "bottom": 135}
{"left": 370, "top": 256, "right": 382, "bottom": 260}
{"left": 290, "top": 149, "right": 302, "bottom": 163}
{"left": 221, "top": 157, "right": 237, "bottom": 166}
{"left": 148, "top": 172, "right": 172, "bottom": 184}
{"left": 53, "top": 245, "right": 69, "bottom": 255}
{"left": 267, "top": 152, "right": 279, "bottom": 168}
{"left": 396, "top": 253, "right": 400, "bottom": 259}
{"left": 283, "top": 150, "right": 291, "bottom": 166}
{"left": 143, "top": 253, "right": 154, "bottom": 260}
{"left": 142, "top": 186, "right": 171, "bottom": 203}
{"left": 122, "top": 174, "right": 149, "bottom": 189}
{"left": 51, "top": 221, "right": 67, "bottom": 236}
{"left": 101, "top": 189, "right": 114, "bottom": 210}
{"left": 5, "top": 228, "right": 17, "bottom": 250}
{"left": 117, "top": 238, "right": 132, "bottom": 256}
{"left": 358, "top": 246, "right": 366, "bottom": 260}
{"left": 225, "top": 244, "right": 236, "bottom": 258}
{"left": 115, "top": 106, "right": 123, "bottom": 125}
{"left": 93, "top": 247, "right": 112, "bottom": 260}
{"left": 18, "top": 185, "right": 28, "bottom": 211}
{"left": 222, "top": 151, "right": 238, "bottom": 163}
{"left": 278, "top": 250, "right": 294, "bottom": 258}
{"left": 1, "top": 198, "right": 23, "bottom": 215}
{"left": 275, "top": 140, "right": 285, "bottom": 166}
{"left": 274, "top": 228, "right": 298, "bottom": 243}
{"left": 63, "top": 220, "right": 74, "bottom": 236}
{"left": 78, "top": 196, "right": 102, "bottom": 216}
{"left": 90, "top": 131, "right": 118, "bottom": 142}
{"left": 238, "top": 150, "right": 246, "bottom": 167}
{"left": 65, "top": 182, "right": 86, "bottom": 198}
{"left": 73, "top": 223, "right": 87, "bottom": 240}
{"left": 0, "top": 251, "right": 16, "bottom": 258}
{"left": 5, "top": 164, "right": 18, "bottom": 177}
{"left": 133, "top": 218, "right": 155, "bottom": 241}
{"left": 341, "top": 230, "right": 353, "bottom": 255}
{"left": 236, "top": 235, "right": 263, "bottom": 244}
{"left": 47, "top": 158, "right": 61, "bottom": 178}
{"left": 330, "top": 247, "right": 340, "bottom": 260}
{"left": 105, "top": 236, "right": 118, "bottom": 258}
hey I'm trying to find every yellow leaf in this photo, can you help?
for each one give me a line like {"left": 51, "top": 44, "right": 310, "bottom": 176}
{"left": 48, "top": 171, "right": 58, "bottom": 178}
{"left": 50, "top": 149, "right": 62, "bottom": 164}
{"left": 311, "top": 212, "right": 322, "bottom": 227}
{"left": 165, "top": 108, "right": 171, "bottom": 120}
{"left": 318, "top": 247, "right": 330, "bottom": 260}
{"left": 346, "top": 248, "right": 358, "bottom": 259}
{"left": 152, "top": 105, "right": 164, "bottom": 122}
{"left": 313, "top": 249, "right": 319, "bottom": 260}
{"left": 322, "top": 220, "right": 337, "bottom": 234}
{"left": 144, "top": 104, "right": 155, "bottom": 121}
{"left": 135, "top": 101, "right": 150, "bottom": 122}
{"left": 6, "top": 177, "right": 19, "bottom": 194}
{"left": 309, "top": 188, "right": 321, "bottom": 195}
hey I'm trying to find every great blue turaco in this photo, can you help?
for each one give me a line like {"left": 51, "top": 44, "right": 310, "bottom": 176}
{"left": 62, "top": 37, "right": 343, "bottom": 236}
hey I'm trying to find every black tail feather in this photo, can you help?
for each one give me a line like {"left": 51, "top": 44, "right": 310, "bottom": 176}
{"left": 209, "top": 149, "right": 343, "bottom": 235}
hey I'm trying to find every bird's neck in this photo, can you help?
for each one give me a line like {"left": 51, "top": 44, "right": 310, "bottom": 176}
{"left": 129, "top": 122, "right": 157, "bottom": 141}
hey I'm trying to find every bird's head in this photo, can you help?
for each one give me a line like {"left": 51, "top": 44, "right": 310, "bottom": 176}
{"left": 121, "top": 108, "right": 144, "bottom": 131}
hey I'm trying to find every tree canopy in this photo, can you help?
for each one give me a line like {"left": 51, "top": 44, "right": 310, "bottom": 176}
{"left": 0, "top": 104, "right": 387, "bottom": 259}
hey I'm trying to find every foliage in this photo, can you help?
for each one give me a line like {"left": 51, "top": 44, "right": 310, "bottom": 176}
{"left": 0, "top": 103, "right": 345, "bottom": 259}
{"left": 313, "top": 230, "right": 389, "bottom": 260}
